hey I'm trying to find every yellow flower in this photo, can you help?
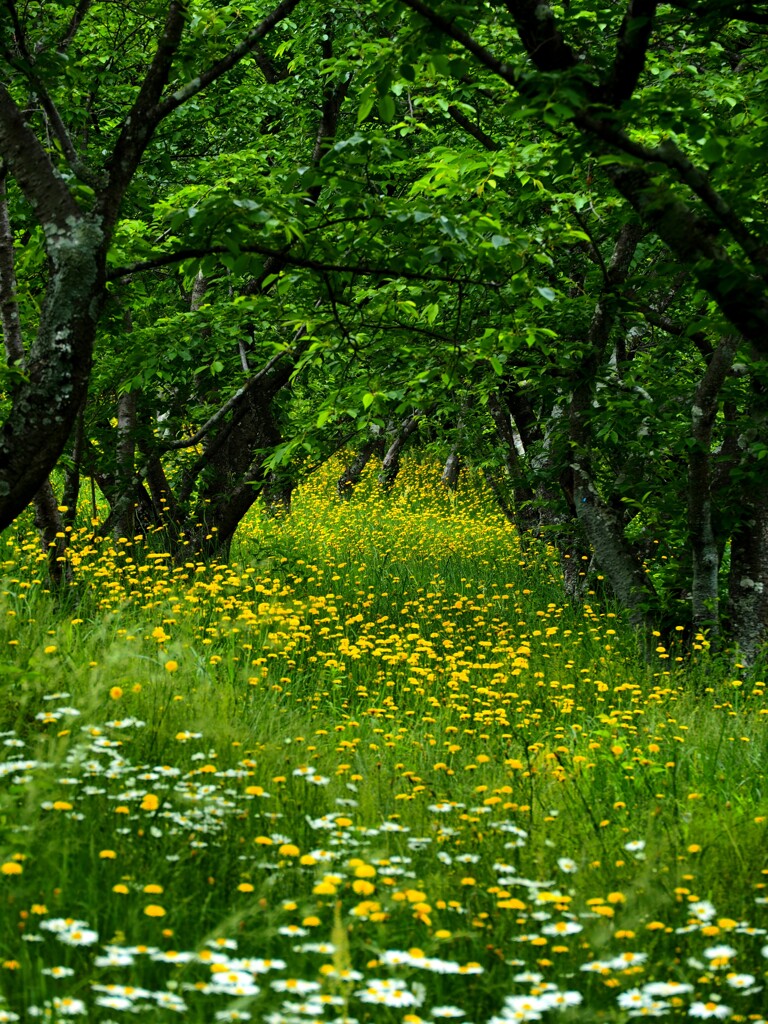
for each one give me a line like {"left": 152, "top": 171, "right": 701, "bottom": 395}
{"left": 0, "top": 862, "right": 22, "bottom": 876}
{"left": 143, "top": 904, "right": 166, "bottom": 917}
{"left": 237, "top": 883, "right": 255, "bottom": 893}
{"left": 110, "top": 686, "right": 123, "bottom": 700}
{"left": 99, "top": 850, "right": 117, "bottom": 859}
{"left": 278, "top": 843, "right": 300, "bottom": 857}
{"left": 164, "top": 660, "right": 179, "bottom": 673}
{"left": 143, "top": 883, "right": 164, "bottom": 894}
{"left": 313, "top": 879, "right": 339, "bottom": 896}
{"left": 113, "top": 884, "right": 129, "bottom": 894}
{"left": 353, "top": 863, "right": 376, "bottom": 878}
{"left": 141, "top": 794, "right": 160, "bottom": 811}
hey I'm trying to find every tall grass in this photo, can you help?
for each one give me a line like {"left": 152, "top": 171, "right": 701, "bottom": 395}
{"left": 0, "top": 459, "right": 765, "bottom": 1023}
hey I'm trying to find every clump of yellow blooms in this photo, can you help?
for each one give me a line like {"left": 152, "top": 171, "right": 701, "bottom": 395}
{"left": 0, "top": 457, "right": 762, "bottom": 1022}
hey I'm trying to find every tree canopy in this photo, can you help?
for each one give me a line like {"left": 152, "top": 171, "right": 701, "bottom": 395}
{"left": 1, "top": 0, "right": 768, "bottom": 655}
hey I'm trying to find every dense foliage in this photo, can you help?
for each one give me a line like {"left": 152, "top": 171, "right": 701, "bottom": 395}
{"left": 1, "top": 1, "right": 768, "bottom": 653}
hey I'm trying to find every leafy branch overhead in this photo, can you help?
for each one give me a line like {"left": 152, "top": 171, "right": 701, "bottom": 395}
{"left": 1, "top": 0, "right": 768, "bottom": 652}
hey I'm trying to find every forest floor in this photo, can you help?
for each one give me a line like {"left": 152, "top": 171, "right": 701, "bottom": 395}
{"left": 0, "top": 459, "right": 765, "bottom": 1023}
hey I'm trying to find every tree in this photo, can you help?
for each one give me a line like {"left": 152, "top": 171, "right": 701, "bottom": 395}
{"left": 0, "top": 0, "right": 301, "bottom": 531}
{"left": 362, "top": 0, "right": 768, "bottom": 654}
{"left": 3, "top": 0, "right": 768, "bottom": 658}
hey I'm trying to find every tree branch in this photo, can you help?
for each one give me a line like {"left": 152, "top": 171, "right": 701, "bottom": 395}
{"left": 604, "top": 0, "right": 659, "bottom": 106}
{"left": 98, "top": 1, "right": 189, "bottom": 228}
{"left": 152, "top": 0, "right": 303, "bottom": 122}
{"left": 0, "top": 11, "right": 102, "bottom": 189}
{"left": 399, "top": 3, "right": 768, "bottom": 353}
{"left": 58, "top": 0, "right": 93, "bottom": 51}
{"left": 606, "top": 162, "right": 768, "bottom": 354}
{"left": 399, "top": 0, "right": 520, "bottom": 88}
{"left": 0, "top": 84, "right": 79, "bottom": 229}
{"left": 501, "top": 0, "right": 577, "bottom": 72}
{"left": 578, "top": 114, "right": 768, "bottom": 282}
{"left": 105, "top": 242, "right": 490, "bottom": 287}
{"left": 159, "top": 347, "right": 295, "bottom": 450}
{"left": 447, "top": 105, "right": 500, "bottom": 151}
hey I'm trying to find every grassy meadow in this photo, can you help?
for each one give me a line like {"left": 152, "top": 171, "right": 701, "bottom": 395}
{"left": 0, "top": 458, "right": 765, "bottom": 1023}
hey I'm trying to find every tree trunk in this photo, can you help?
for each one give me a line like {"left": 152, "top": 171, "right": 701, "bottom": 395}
{"left": 568, "top": 221, "right": 656, "bottom": 623}
{"left": 572, "top": 464, "right": 655, "bottom": 623}
{"left": 487, "top": 391, "right": 540, "bottom": 531}
{"left": 441, "top": 448, "right": 461, "bottom": 490}
{"left": 138, "top": 437, "right": 182, "bottom": 539}
{"left": 32, "top": 479, "right": 68, "bottom": 585}
{"left": 61, "top": 406, "right": 85, "bottom": 531}
{"left": 728, "top": 496, "right": 768, "bottom": 665}
{"left": 188, "top": 367, "right": 292, "bottom": 558}
{"left": 379, "top": 413, "right": 420, "bottom": 490}
{"left": 0, "top": 213, "right": 104, "bottom": 530}
{"left": 113, "top": 389, "right": 138, "bottom": 541}
{"left": 338, "top": 436, "right": 383, "bottom": 498}
{"left": 688, "top": 336, "right": 738, "bottom": 640}
{"left": 1, "top": 173, "right": 80, "bottom": 579}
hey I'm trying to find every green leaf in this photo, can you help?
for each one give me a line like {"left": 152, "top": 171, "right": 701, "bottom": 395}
{"left": 700, "top": 136, "right": 724, "bottom": 165}
{"left": 357, "top": 86, "right": 375, "bottom": 124}
{"left": 378, "top": 94, "right": 395, "bottom": 123}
